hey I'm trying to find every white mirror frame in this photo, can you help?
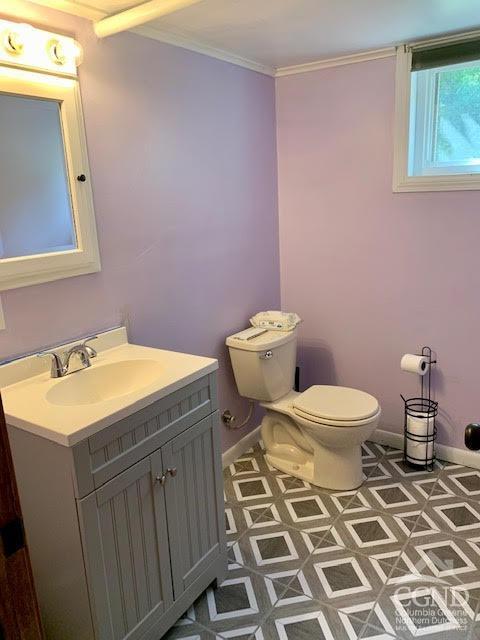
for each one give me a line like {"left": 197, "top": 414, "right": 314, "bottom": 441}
{"left": 0, "top": 66, "right": 100, "bottom": 290}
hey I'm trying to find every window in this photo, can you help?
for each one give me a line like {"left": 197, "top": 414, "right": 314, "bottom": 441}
{"left": 393, "top": 37, "right": 480, "bottom": 192}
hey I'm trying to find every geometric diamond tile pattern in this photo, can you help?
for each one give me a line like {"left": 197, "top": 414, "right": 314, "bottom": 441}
{"left": 171, "top": 440, "right": 480, "bottom": 639}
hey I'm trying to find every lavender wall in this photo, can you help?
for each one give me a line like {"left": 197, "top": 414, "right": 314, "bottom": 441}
{"left": 0, "top": 0, "right": 280, "bottom": 451}
{"left": 276, "top": 56, "right": 480, "bottom": 451}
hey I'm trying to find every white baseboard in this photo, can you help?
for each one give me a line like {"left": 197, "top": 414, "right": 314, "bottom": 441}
{"left": 222, "top": 424, "right": 480, "bottom": 472}
{"left": 369, "top": 428, "right": 404, "bottom": 451}
{"left": 371, "top": 427, "right": 480, "bottom": 470}
{"left": 222, "top": 425, "right": 262, "bottom": 468}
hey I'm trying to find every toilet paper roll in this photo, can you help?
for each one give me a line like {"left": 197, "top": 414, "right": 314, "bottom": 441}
{"left": 406, "top": 439, "right": 434, "bottom": 465}
{"left": 407, "top": 414, "right": 434, "bottom": 436}
{"left": 406, "top": 413, "right": 434, "bottom": 465}
{"left": 400, "top": 353, "right": 429, "bottom": 376}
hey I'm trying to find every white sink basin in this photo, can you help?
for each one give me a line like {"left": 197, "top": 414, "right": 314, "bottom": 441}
{"left": 46, "top": 359, "right": 163, "bottom": 406}
{"left": 0, "top": 334, "right": 218, "bottom": 447}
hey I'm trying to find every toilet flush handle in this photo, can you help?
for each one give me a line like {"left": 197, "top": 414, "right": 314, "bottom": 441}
{"left": 260, "top": 350, "right": 273, "bottom": 360}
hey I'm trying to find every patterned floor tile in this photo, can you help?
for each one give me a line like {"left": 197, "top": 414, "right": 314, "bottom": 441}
{"left": 374, "top": 455, "right": 444, "bottom": 481}
{"left": 397, "top": 527, "right": 480, "bottom": 589}
{"left": 396, "top": 509, "right": 440, "bottom": 539}
{"left": 263, "top": 489, "right": 346, "bottom": 534}
{"left": 363, "top": 462, "right": 395, "bottom": 484}
{"left": 440, "top": 467, "right": 480, "bottom": 500}
{"left": 421, "top": 495, "right": 480, "bottom": 540}
{"left": 354, "top": 602, "right": 400, "bottom": 638}
{"left": 353, "top": 477, "right": 430, "bottom": 518}
{"left": 360, "top": 443, "right": 386, "bottom": 480}
{"left": 228, "top": 456, "right": 262, "bottom": 478}
{"left": 189, "top": 564, "right": 284, "bottom": 637}
{"left": 450, "top": 583, "right": 480, "bottom": 625}
{"left": 225, "top": 503, "right": 275, "bottom": 542}
{"left": 331, "top": 509, "right": 410, "bottom": 563}
{"left": 330, "top": 490, "right": 369, "bottom": 513}
{"left": 469, "top": 600, "right": 480, "bottom": 639}
{"left": 382, "top": 446, "right": 403, "bottom": 457}
{"left": 274, "top": 473, "right": 315, "bottom": 494}
{"left": 224, "top": 473, "right": 284, "bottom": 508}
{"left": 340, "top": 601, "right": 394, "bottom": 640}
{"left": 299, "top": 544, "right": 396, "bottom": 609}
{"left": 411, "top": 477, "right": 452, "bottom": 501}
{"left": 371, "top": 582, "right": 473, "bottom": 639}
{"left": 227, "top": 539, "right": 246, "bottom": 572}
{"left": 359, "top": 622, "right": 397, "bottom": 639}
{"left": 209, "top": 441, "right": 480, "bottom": 640}
{"left": 223, "top": 451, "right": 264, "bottom": 484}
{"left": 362, "top": 442, "right": 389, "bottom": 462}
{"left": 163, "top": 619, "right": 218, "bottom": 639}
{"left": 230, "top": 517, "right": 319, "bottom": 578}
{"left": 252, "top": 596, "right": 369, "bottom": 639}
{"left": 216, "top": 625, "right": 264, "bottom": 639}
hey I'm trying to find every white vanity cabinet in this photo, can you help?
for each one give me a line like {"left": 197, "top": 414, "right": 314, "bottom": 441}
{"left": 7, "top": 372, "right": 226, "bottom": 640}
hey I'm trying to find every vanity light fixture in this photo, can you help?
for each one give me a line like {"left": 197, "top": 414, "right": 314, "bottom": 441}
{"left": 48, "top": 38, "right": 83, "bottom": 66}
{"left": 3, "top": 23, "right": 32, "bottom": 55}
{"left": 0, "top": 19, "right": 80, "bottom": 77}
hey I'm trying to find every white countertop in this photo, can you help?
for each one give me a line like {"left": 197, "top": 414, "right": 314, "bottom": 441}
{"left": 1, "top": 330, "right": 217, "bottom": 447}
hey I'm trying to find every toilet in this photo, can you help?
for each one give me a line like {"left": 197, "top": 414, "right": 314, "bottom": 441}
{"left": 226, "top": 326, "right": 381, "bottom": 490}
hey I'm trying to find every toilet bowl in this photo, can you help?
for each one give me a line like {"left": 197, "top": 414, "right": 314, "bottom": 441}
{"left": 260, "top": 388, "right": 380, "bottom": 490}
{"left": 226, "top": 325, "right": 381, "bottom": 491}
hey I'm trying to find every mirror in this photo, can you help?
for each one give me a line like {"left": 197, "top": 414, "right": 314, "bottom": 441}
{"left": 0, "top": 63, "right": 100, "bottom": 291}
{"left": 0, "top": 94, "right": 76, "bottom": 259}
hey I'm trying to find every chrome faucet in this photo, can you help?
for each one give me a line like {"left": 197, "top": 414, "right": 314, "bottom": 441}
{"left": 38, "top": 336, "right": 98, "bottom": 378}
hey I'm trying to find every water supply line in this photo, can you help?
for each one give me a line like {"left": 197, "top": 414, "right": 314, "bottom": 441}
{"left": 222, "top": 400, "right": 255, "bottom": 430}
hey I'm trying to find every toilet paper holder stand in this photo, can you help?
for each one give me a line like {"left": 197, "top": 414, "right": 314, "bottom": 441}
{"left": 401, "top": 346, "right": 438, "bottom": 471}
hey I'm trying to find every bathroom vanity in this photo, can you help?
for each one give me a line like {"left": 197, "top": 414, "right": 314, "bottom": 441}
{"left": 1, "top": 329, "right": 226, "bottom": 640}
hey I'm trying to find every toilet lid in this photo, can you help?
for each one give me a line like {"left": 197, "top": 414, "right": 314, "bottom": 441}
{"left": 293, "top": 386, "right": 379, "bottom": 422}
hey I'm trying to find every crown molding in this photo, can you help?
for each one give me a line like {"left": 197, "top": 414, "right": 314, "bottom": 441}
{"left": 17, "top": 1, "right": 394, "bottom": 78}
{"left": 17, "top": 0, "right": 275, "bottom": 75}
{"left": 408, "top": 26, "right": 480, "bottom": 50}
{"left": 133, "top": 24, "right": 275, "bottom": 75}
{"left": 275, "top": 47, "right": 396, "bottom": 76}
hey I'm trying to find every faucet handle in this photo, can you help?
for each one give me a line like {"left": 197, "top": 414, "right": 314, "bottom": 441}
{"left": 37, "top": 351, "right": 66, "bottom": 378}
{"left": 81, "top": 335, "right": 98, "bottom": 358}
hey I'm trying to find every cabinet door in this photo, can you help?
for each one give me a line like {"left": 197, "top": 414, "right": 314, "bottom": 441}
{"left": 162, "top": 411, "right": 226, "bottom": 598}
{"left": 77, "top": 451, "right": 173, "bottom": 640}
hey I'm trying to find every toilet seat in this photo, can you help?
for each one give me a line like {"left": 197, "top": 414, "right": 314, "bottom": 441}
{"left": 293, "top": 385, "right": 380, "bottom": 427}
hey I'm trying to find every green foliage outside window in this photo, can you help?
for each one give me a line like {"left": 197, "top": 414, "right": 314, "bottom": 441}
{"left": 434, "top": 65, "right": 480, "bottom": 163}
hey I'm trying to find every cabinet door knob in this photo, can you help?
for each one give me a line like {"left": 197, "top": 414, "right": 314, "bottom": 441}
{"left": 167, "top": 467, "right": 177, "bottom": 477}
{"left": 155, "top": 474, "right": 167, "bottom": 486}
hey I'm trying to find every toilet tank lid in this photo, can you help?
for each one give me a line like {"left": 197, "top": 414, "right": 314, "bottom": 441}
{"left": 294, "top": 385, "right": 379, "bottom": 421}
{"left": 226, "top": 327, "right": 297, "bottom": 352}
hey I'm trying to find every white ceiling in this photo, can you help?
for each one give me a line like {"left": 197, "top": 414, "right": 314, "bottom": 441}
{"left": 34, "top": 0, "right": 480, "bottom": 72}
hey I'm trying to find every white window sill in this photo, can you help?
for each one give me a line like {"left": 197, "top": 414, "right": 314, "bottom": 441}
{"left": 393, "top": 174, "right": 480, "bottom": 192}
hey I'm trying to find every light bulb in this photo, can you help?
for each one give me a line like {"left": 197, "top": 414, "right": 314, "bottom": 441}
{"left": 3, "top": 23, "right": 33, "bottom": 55}
{"left": 59, "top": 38, "right": 83, "bottom": 65}
{"left": 48, "top": 37, "right": 83, "bottom": 66}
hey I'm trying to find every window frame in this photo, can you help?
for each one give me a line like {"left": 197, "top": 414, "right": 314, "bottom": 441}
{"left": 0, "top": 66, "right": 100, "bottom": 291}
{"left": 393, "top": 46, "right": 480, "bottom": 192}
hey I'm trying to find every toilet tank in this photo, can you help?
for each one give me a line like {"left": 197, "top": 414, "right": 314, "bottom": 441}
{"left": 226, "top": 327, "right": 297, "bottom": 402}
